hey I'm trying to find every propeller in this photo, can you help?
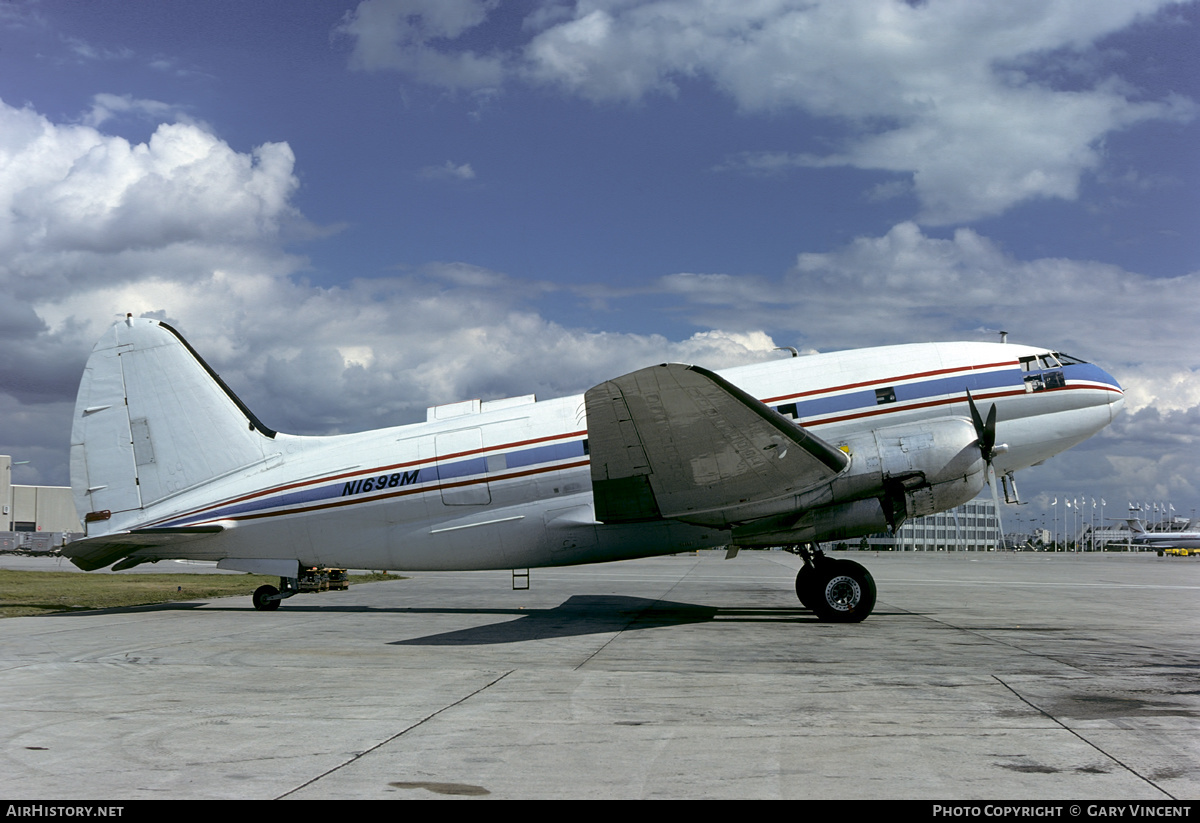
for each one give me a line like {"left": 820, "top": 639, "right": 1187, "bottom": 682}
{"left": 967, "top": 389, "right": 1007, "bottom": 550}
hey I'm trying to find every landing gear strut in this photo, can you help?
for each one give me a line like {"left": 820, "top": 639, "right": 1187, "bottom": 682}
{"left": 251, "top": 567, "right": 349, "bottom": 611}
{"left": 792, "top": 545, "right": 876, "bottom": 623}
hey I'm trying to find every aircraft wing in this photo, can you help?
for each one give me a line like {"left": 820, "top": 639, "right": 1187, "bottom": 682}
{"left": 61, "top": 526, "right": 224, "bottom": 571}
{"left": 585, "top": 363, "right": 849, "bottom": 526}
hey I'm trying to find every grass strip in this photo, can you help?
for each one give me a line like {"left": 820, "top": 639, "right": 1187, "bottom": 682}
{"left": 0, "top": 570, "right": 402, "bottom": 617}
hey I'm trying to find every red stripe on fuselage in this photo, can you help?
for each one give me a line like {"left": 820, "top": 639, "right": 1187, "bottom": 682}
{"left": 760, "top": 360, "right": 1016, "bottom": 405}
{"left": 185, "top": 459, "right": 592, "bottom": 525}
{"left": 141, "top": 429, "right": 588, "bottom": 528}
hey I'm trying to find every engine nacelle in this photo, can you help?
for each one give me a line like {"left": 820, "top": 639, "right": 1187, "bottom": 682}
{"left": 731, "top": 417, "right": 986, "bottom": 547}
{"left": 869, "top": 417, "right": 988, "bottom": 522}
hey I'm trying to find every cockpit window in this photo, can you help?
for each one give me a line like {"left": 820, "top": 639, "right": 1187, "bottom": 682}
{"left": 1021, "top": 352, "right": 1067, "bottom": 392}
{"left": 1053, "top": 352, "right": 1087, "bottom": 365}
{"left": 1024, "top": 352, "right": 1084, "bottom": 371}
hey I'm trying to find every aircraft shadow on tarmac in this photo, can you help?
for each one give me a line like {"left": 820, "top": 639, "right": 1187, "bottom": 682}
{"left": 41, "top": 595, "right": 909, "bottom": 644}
{"left": 387, "top": 595, "right": 823, "bottom": 646}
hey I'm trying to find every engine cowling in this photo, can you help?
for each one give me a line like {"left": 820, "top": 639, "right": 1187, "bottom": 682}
{"left": 870, "top": 417, "right": 988, "bottom": 521}
{"left": 731, "top": 417, "right": 986, "bottom": 546}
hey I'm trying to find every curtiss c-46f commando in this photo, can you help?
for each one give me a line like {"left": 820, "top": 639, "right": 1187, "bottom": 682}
{"left": 62, "top": 317, "right": 1124, "bottom": 621}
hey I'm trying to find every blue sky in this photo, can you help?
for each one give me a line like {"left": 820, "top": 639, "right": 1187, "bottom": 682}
{"left": 1, "top": 0, "right": 1197, "bottom": 532}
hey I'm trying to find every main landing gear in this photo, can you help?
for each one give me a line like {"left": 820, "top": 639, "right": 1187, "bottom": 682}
{"left": 792, "top": 545, "right": 876, "bottom": 623}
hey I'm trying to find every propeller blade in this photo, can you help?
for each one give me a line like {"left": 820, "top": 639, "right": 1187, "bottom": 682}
{"left": 965, "top": 389, "right": 995, "bottom": 460}
{"left": 988, "top": 462, "right": 1006, "bottom": 550}
{"left": 967, "top": 388, "right": 984, "bottom": 434}
{"left": 967, "top": 388, "right": 1006, "bottom": 549}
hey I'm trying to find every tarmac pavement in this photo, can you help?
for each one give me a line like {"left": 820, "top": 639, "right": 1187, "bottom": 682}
{"left": 1, "top": 550, "right": 1197, "bottom": 800}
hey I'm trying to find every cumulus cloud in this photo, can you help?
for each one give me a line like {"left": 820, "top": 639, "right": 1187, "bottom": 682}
{"left": 0, "top": 100, "right": 300, "bottom": 272}
{"left": 0, "top": 97, "right": 781, "bottom": 485}
{"left": 0, "top": 98, "right": 306, "bottom": 413}
{"left": 338, "top": 0, "right": 1195, "bottom": 224}
{"left": 34, "top": 267, "right": 782, "bottom": 434}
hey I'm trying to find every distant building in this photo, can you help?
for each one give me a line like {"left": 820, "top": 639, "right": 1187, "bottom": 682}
{"left": 839, "top": 498, "right": 1165, "bottom": 552}
{"left": 1, "top": 455, "right": 82, "bottom": 553}
{"left": 1077, "top": 522, "right": 1132, "bottom": 550}
{"left": 851, "top": 498, "right": 1003, "bottom": 551}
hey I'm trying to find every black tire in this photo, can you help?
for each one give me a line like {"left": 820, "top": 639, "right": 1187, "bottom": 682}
{"left": 810, "top": 560, "right": 876, "bottom": 623}
{"left": 795, "top": 564, "right": 818, "bottom": 610}
{"left": 252, "top": 584, "right": 281, "bottom": 611}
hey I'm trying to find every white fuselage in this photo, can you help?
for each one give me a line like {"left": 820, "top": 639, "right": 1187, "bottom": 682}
{"left": 1127, "top": 525, "right": 1200, "bottom": 550}
{"left": 78, "top": 341, "right": 1123, "bottom": 572}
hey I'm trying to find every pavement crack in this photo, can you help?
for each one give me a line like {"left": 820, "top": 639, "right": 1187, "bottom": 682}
{"left": 571, "top": 559, "right": 703, "bottom": 671}
{"left": 892, "top": 606, "right": 1096, "bottom": 674}
{"left": 992, "top": 675, "right": 1178, "bottom": 801}
{"left": 274, "top": 669, "right": 514, "bottom": 800}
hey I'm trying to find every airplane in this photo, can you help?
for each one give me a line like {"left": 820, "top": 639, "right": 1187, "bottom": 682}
{"left": 1120, "top": 517, "right": 1200, "bottom": 551}
{"left": 61, "top": 316, "right": 1125, "bottom": 622}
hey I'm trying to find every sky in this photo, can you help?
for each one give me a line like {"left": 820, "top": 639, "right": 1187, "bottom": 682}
{"left": 1, "top": 0, "right": 1197, "bottom": 536}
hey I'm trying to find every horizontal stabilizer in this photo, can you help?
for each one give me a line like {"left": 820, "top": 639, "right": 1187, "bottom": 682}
{"left": 61, "top": 526, "right": 224, "bottom": 571}
{"left": 585, "top": 364, "right": 849, "bottom": 525}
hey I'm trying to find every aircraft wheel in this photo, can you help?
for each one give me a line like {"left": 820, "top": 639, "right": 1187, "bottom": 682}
{"left": 795, "top": 564, "right": 818, "bottom": 610}
{"left": 811, "top": 560, "right": 875, "bottom": 623}
{"left": 252, "top": 584, "right": 281, "bottom": 611}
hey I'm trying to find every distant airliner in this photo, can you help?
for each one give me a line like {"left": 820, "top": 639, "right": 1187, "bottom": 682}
{"left": 1122, "top": 518, "right": 1200, "bottom": 551}
{"left": 62, "top": 317, "right": 1123, "bottom": 621}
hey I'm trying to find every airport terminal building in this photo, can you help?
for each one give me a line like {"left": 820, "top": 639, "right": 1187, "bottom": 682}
{"left": 856, "top": 498, "right": 1003, "bottom": 551}
{"left": 854, "top": 499, "right": 1181, "bottom": 552}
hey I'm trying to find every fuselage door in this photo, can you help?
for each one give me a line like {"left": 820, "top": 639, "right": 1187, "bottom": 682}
{"left": 435, "top": 428, "right": 492, "bottom": 506}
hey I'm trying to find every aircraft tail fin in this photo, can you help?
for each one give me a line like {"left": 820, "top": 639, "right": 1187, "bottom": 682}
{"left": 1124, "top": 518, "right": 1148, "bottom": 534}
{"left": 70, "top": 316, "right": 277, "bottom": 533}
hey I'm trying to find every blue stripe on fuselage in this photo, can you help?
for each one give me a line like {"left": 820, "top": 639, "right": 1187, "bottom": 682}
{"left": 1061, "top": 362, "right": 1120, "bottom": 389}
{"left": 773, "top": 363, "right": 1114, "bottom": 422}
{"left": 163, "top": 437, "right": 589, "bottom": 526}
{"left": 774, "top": 366, "right": 1020, "bottom": 420}
{"left": 504, "top": 439, "right": 586, "bottom": 469}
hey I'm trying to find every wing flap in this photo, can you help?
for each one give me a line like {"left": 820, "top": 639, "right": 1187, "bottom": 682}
{"left": 585, "top": 364, "right": 848, "bottom": 526}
